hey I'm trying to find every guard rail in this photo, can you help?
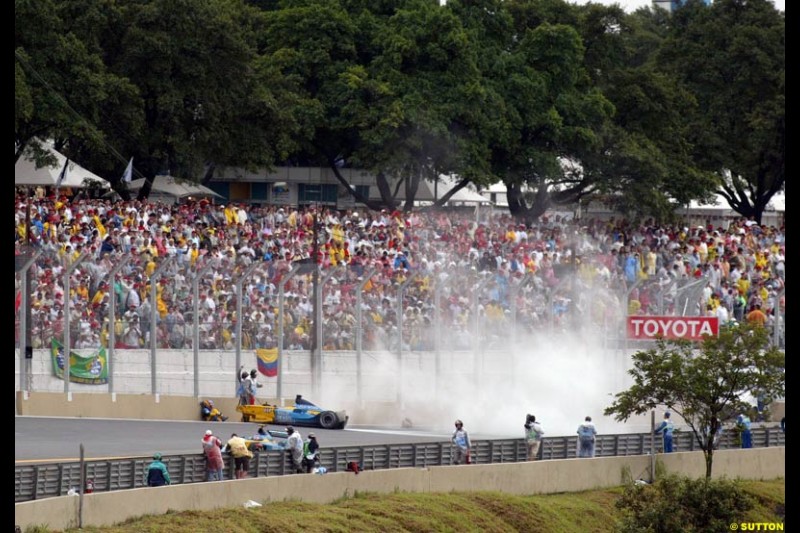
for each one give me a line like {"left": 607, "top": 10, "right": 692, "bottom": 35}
{"left": 15, "top": 426, "right": 784, "bottom": 503}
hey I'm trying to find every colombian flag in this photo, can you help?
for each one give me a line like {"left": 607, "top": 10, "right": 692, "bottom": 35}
{"left": 256, "top": 348, "right": 278, "bottom": 377}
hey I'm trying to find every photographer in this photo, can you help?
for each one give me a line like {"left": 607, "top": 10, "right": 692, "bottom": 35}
{"left": 524, "top": 414, "right": 544, "bottom": 461}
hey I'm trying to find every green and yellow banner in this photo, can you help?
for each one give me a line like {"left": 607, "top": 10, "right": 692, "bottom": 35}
{"left": 50, "top": 339, "right": 109, "bottom": 385}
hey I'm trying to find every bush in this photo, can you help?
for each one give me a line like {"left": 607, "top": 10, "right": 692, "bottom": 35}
{"left": 616, "top": 474, "right": 754, "bottom": 532}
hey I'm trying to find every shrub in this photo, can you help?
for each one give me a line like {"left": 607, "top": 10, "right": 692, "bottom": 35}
{"left": 616, "top": 474, "right": 754, "bottom": 532}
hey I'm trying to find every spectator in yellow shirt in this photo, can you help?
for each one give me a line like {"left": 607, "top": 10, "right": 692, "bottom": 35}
{"left": 189, "top": 242, "right": 200, "bottom": 265}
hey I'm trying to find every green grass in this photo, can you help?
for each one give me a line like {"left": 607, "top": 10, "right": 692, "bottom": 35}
{"left": 28, "top": 478, "right": 783, "bottom": 533}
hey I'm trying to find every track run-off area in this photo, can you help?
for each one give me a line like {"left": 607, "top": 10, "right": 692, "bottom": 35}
{"left": 15, "top": 416, "right": 517, "bottom": 464}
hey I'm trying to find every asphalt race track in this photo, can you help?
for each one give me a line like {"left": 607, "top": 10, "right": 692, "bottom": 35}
{"left": 15, "top": 416, "right": 506, "bottom": 463}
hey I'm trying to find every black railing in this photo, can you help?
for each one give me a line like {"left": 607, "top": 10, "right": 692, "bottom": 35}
{"left": 14, "top": 427, "right": 785, "bottom": 503}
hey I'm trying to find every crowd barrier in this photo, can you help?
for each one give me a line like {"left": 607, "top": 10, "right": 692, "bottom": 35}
{"left": 15, "top": 446, "right": 785, "bottom": 531}
{"left": 15, "top": 426, "right": 785, "bottom": 503}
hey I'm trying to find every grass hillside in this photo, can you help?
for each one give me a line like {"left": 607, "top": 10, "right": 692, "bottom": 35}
{"left": 30, "top": 478, "right": 783, "bottom": 533}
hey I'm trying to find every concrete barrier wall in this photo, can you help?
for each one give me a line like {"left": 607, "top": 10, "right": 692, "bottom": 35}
{"left": 15, "top": 390, "right": 406, "bottom": 425}
{"left": 14, "top": 391, "right": 244, "bottom": 421}
{"left": 15, "top": 347, "right": 436, "bottom": 401}
{"left": 15, "top": 447, "right": 785, "bottom": 531}
{"left": 16, "top": 348, "right": 784, "bottom": 427}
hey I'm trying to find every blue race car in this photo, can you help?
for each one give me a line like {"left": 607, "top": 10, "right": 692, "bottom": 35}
{"left": 222, "top": 427, "right": 288, "bottom": 452}
{"left": 236, "top": 394, "right": 349, "bottom": 429}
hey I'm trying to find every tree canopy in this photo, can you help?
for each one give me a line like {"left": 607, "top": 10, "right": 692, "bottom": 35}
{"left": 15, "top": 0, "right": 784, "bottom": 220}
{"left": 656, "top": 0, "right": 785, "bottom": 223}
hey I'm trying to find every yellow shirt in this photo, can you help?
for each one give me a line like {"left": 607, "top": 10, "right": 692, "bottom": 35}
{"left": 736, "top": 278, "right": 750, "bottom": 297}
{"left": 332, "top": 225, "right": 344, "bottom": 244}
{"left": 91, "top": 290, "right": 106, "bottom": 307}
{"left": 93, "top": 215, "right": 107, "bottom": 238}
{"left": 224, "top": 206, "right": 237, "bottom": 225}
{"left": 75, "top": 285, "right": 89, "bottom": 301}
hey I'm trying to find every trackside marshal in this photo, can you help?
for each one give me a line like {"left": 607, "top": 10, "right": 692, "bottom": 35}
{"left": 626, "top": 316, "right": 719, "bottom": 341}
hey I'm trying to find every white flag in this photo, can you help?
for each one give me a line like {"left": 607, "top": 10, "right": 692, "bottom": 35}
{"left": 55, "top": 158, "right": 69, "bottom": 188}
{"left": 122, "top": 157, "right": 133, "bottom": 183}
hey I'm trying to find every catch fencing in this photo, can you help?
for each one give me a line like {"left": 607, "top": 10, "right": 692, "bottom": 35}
{"left": 14, "top": 426, "right": 785, "bottom": 503}
{"left": 18, "top": 252, "right": 781, "bottom": 397}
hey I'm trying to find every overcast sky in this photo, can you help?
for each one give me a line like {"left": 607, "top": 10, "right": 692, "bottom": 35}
{"left": 570, "top": 0, "right": 784, "bottom": 12}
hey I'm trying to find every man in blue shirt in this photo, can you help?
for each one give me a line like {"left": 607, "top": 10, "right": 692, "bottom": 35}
{"left": 577, "top": 416, "right": 598, "bottom": 458}
{"left": 736, "top": 414, "right": 753, "bottom": 448}
{"left": 654, "top": 412, "right": 675, "bottom": 453}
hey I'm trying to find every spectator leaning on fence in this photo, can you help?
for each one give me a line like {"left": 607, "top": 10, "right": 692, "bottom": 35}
{"left": 451, "top": 419, "right": 471, "bottom": 465}
{"left": 576, "top": 416, "right": 598, "bottom": 458}
{"left": 144, "top": 452, "right": 170, "bottom": 487}
{"left": 226, "top": 433, "right": 253, "bottom": 479}
{"left": 201, "top": 429, "right": 224, "bottom": 481}
{"left": 524, "top": 414, "right": 544, "bottom": 461}
{"left": 654, "top": 412, "right": 675, "bottom": 453}
{"left": 286, "top": 426, "right": 305, "bottom": 474}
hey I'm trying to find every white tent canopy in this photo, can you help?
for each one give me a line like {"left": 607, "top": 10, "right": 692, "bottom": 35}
{"left": 124, "top": 175, "right": 224, "bottom": 200}
{"left": 688, "top": 192, "right": 786, "bottom": 214}
{"left": 15, "top": 142, "right": 110, "bottom": 189}
{"left": 373, "top": 174, "right": 493, "bottom": 205}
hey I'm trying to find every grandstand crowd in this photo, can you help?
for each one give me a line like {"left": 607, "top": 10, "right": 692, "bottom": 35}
{"left": 14, "top": 189, "right": 785, "bottom": 352}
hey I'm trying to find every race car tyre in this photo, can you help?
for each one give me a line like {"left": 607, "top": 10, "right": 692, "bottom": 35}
{"left": 319, "top": 411, "right": 338, "bottom": 429}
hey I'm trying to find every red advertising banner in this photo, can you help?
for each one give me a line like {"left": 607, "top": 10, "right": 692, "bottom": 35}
{"left": 626, "top": 316, "right": 720, "bottom": 341}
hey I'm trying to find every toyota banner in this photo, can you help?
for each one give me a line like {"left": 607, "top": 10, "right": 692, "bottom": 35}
{"left": 626, "top": 316, "right": 720, "bottom": 341}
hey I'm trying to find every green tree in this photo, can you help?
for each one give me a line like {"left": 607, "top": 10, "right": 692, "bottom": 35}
{"left": 259, "top": 0, "right": 377, "bottom": 205}
{"left": 452, "top": 0, "right": 615, "bottom": 223}
{"left": 657, "top": 0, "right": 785, "bottom": 224}
{"left": 15, "top": 0, "right": 138, "bottom": 167}
{"left": 99, "top": 0, "right": 297, "bottom": 198}
{"left": 604, "top": 323, "right": 785, "bottom": 478}
{"left": 356, "top": 0, "right": 489, "bottom": 211}
{"left": 572, "top": 4, "right": 718, "bottom": 222}
{"left": 264, "top": 0, "right": 487, "bottom": 211}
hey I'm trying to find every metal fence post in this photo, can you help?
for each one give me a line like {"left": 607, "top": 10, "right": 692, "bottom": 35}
{"left": 150, "top": 257, "right": 174, "bottom": 396}
{"left": 396, "top": 273, "right": 416, "bottom": 408}
{"left": 433, "top": 277, "right": 444, "bottom": 402}
{"left": 509, "top": 274, "right": 531, "bottom": 388}
{"left": 620, "top": 279, "right": 643, "bottom": 390}
{"left": 473, "top": 275, "right": 492, "bottom": 392}
{"left": 63, "top": 251, "right": 89, "bottom": 396}
{"left": 233, "top": 261, "right": 262, "bottom": 395}
{"left": 315, "top": 266, "right": 343, "bottom": 399}
{"left": 16, "top": 250, "right": 41, "bottom": 393}
{"left": 355, "top": 268, "right": 377, "bottom": 408}
{"left": 277, "top": 265, "right": 300, "bottom": 402}
{"left": 774, "top": 288, "right": 784, "bottom": 348}
{"left": 104, "top": 254, "right": 131, "bottom": 395}
{"left": 190, "top": 260, "right": 211, "bottom": 399}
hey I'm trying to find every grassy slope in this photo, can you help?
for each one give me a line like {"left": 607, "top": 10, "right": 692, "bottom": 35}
{"left": 37, "top": 479, "right": 783, "bottom": 533}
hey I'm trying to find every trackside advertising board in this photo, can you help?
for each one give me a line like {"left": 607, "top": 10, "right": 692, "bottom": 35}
{"left": 626, "top": 316, "right": 719, "bottom": 341}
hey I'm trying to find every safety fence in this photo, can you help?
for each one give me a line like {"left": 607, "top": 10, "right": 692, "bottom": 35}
{"left": 20, "top": 250, "right": 783, "bottom": 400}
{"left": 15, "top": 426, "right": 785, "bottom": 503}
{"left": 20, "top": 250, "right": 774, "bottom": 358}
